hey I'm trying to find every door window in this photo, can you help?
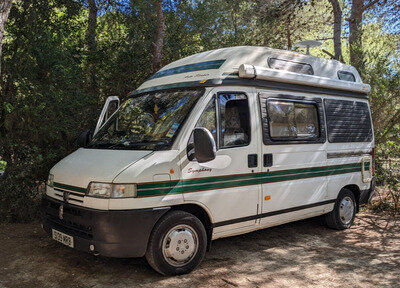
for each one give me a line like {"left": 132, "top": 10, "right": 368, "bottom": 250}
{"left": 187, "top": 92, "right": 251, "bottom": 161}
{"left": 187, "top": 98, "right": 217, "bottom": 160}
{"left": 218, "top": 93, "right": 250, "bottom": 148}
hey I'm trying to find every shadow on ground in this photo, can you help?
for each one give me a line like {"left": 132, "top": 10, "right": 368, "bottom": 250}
{"left": 0, "top": 213, "right": 399, "bottom": 288}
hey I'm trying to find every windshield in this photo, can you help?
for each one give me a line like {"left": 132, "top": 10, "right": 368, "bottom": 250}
{"left": 88, "top": 89, "right": 203, "bottom": 150}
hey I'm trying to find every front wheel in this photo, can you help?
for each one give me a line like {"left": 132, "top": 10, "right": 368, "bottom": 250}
{"left": 145, "top": 210, "right": 207, "bottom": 276}
{"left": 324, "top": 188, "right": 357, "bottom": 230}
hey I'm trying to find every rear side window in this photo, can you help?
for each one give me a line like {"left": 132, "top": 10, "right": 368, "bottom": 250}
{"left": 337, "top": 71, "right": 356, "bottom": 82}
{"left": 324, "top": 99, "right": 372, "bottom": 142}
{"left": 268, "top": 58, "right": 314, "bottom": 75}
{"left": 267, "top": 100, "right": 319, "bottom": 140}
{"left": 259, "top": 93, "right": 326, "bottom": 145}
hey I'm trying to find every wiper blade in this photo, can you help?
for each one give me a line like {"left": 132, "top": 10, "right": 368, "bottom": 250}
{"left": 88, "top": 140, "right": 169, "bottom": 150}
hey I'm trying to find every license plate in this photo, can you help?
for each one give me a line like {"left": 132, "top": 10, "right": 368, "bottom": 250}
{"left": 52, "top": 229, "right": 74, "bottom": 248}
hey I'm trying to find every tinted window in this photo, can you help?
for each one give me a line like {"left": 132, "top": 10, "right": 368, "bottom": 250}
{"left": 267, "top": 100, "right": 319, "bottom": 140}
{"left": 338, "top": 71, "right": 356, "bottom": 82}
{"left": 218, "top": 93, "right": 250, "bottom": 148}
{"left": 268, "top": 58, "right": 314, "bottom": 75}
{"left": 325, "top": 99, "right": 372, "bottom": 142}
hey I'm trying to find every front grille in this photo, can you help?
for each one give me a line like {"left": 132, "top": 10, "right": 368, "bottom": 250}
{"left": 45, "top": 200, "right": 93, "bottom": 239}
{"left": 53, "top": 188, "right": 85, "bottom": 205}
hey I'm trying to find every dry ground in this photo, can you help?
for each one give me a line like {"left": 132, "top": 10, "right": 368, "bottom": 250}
{"left": 0, "top": 212, "right": 399, "bottom": 288}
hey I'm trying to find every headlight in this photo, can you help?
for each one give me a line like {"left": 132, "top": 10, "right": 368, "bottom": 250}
{"left": 47, "top": 174, "right": 54, "bottom": 187}
{"left": 88, "top": 183, "right": 112, "bottom": 198}
{"left": 87, "top": 183, "right": 137, "bottom": 198}
{"left": 112, "top": 184, "right": 137, "bottom": 198}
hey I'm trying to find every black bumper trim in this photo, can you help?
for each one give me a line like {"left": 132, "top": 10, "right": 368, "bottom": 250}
{"left": 360, "top": 176, "right": 376, "bottom": 205}
{"left": 42, "top": 195, "right": 170, "bottom": 258}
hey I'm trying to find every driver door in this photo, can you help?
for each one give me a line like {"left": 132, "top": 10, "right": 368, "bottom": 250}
{"left": 181, "top": 88, "right": 261, "bottom": 235}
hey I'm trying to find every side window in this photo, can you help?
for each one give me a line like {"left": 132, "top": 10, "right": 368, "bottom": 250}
{"left": 218, "top": 93, "right": 250, "bottom": 148}
{"left": 267, "top": 100, "right": 319, "bottom": 140}
{"left": 196, "top": 98, "right": 217, "bottom": 142}
{"left": 187, "top": 98, "right": 217, "bottom": 160}
{"left": 325, "top": 99, "right": 372, "bottom": 142}
{"left": 337, "top": 71, "right": 356, "bottom": 82}
{"left": 268, "top": 58, "right": 314, "bottom": 75}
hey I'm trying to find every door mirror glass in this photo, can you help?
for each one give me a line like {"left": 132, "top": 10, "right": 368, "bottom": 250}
{"left": 193, "top": 127, "right": 216, "bottom": 163}
{"left": 77, "top": 129, "right": 92, "bottom": 148}
{"left": 94, "top": 96, "right": 120, "bottom": 135}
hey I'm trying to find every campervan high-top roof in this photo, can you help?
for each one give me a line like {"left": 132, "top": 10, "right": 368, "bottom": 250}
{"left": 132, "top": 46, "right": 370, "bottom": 97}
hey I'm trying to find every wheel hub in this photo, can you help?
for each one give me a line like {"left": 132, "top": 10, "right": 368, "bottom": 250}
{"left": 162, "top": 225, "right": 198, "bottom": 267}
{"left": 339, "top": 196, "right": 355, "bottom": 225}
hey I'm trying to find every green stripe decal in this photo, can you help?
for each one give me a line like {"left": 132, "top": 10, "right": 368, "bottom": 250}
{"left": 53, "top": 182, "right": 86, "bottom": 194}
{"left": 52, "top": 163, "right": 365, "bottom": 198}
{"left": 150, "top": 60, "right": 225, "bottom": 80}
{"left": 137, "top": 163, "right": 363, "bottom": 197}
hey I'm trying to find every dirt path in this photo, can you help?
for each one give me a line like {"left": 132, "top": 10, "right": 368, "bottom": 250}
{"left": 0, "top": 212, "right": 399, "bottom": 288}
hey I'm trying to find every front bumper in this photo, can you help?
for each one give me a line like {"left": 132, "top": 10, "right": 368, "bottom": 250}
{"left": 42, "top": 195, "right": 170, "bottom": 258}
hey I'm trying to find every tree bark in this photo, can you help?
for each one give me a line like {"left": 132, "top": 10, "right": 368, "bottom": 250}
{"left": 348, "top": 0, "right": 364, "bottom": 71}
{"left": 286, "top": 14, "right": 292, "bottom": 50}
{"left": 85, "top": 0, "right": 98, "bottom": 96}
{"left": 152, "top": 0, "right": 166, "bottom": 73}
{"left": 0, "top": 0, "right": 12, "bottom": 81}
{"left": 328, "top": 0, "right": 343, "bottom": 61}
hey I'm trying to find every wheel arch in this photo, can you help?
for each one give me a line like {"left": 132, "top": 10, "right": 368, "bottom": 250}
{"left": 169, "top": 203, "right": 213, "bottom": 251}
{"left": 341, "top": 184, "right": 361, "bottom": 212}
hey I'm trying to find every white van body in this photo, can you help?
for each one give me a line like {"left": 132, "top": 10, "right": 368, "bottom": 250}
{"left": 43, "top": 46, "right": 375, "bottom": 275}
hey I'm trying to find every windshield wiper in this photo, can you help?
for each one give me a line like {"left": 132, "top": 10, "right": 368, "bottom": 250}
{"left": 107, "top": 140, "right": 169, "bottom": 150}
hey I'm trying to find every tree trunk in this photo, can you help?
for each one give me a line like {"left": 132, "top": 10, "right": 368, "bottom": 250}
{"left": 152, "top": 0, "right": 166, "bottom": 73}
{"left": 348, "top": 0, "right": 364, "bottom": 71}
{"left": 328, "top": 0, "right": 343, "bottom": 62}
{"left": 286, "top": 14, "right": 292, "bottom": 50}
{"left": 0, "top": 0, "right": 12, "bottom": 80}
{"left": 85, "top": 0, "right": 98, "bottom": 96}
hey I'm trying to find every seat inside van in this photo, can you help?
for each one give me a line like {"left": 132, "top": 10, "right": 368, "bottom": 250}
{"left": 223, "top": 99, "right": 250, "bottom": 146}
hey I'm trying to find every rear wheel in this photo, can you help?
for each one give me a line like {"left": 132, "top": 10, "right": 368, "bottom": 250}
{"left": 145, "top": 210, "right": 207, "bottom": 276}
{"left": 324, "top": 188, "right": 357, "bottom": 230}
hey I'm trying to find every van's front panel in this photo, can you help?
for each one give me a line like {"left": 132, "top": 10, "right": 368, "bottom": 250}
{"left": 43, "top": 89, "right": 206, "bottom": 257}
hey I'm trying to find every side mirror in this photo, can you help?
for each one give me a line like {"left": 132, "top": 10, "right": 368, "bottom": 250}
{"left": 193, "top": 127, "right": 216, "bottom": 163}
{"left": 77, "top": 129, "right": 92, "bottom": 148}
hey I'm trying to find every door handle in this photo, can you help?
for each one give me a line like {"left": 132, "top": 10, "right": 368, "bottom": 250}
{"left": 248, "top": 154, "right": 258, "bottom": 168}
{"left": 264, "top": 154, "right": 273, "bottom": 167}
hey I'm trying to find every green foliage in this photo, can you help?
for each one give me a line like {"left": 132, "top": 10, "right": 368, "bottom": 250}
{"left": 0, "top": 160, "right": 6, "bottom": 171}
{"left": 0, "top": 0, "right": 399, "bottom": 222}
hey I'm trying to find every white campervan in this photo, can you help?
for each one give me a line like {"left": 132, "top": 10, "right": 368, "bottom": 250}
{"left": 42, "top": 46, "right": 375, "bottom": 275}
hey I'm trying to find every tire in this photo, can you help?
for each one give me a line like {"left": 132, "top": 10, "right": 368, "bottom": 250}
{"left": 145, "top": 210, "right": 207, "bottom": 276}
{"left": 324, "top": 188, "right": 357, "bottom": 230}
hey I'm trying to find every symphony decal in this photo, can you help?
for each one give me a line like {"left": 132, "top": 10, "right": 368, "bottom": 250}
{"left": 187, "top": 167, "right": 212, "bottom": 174}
